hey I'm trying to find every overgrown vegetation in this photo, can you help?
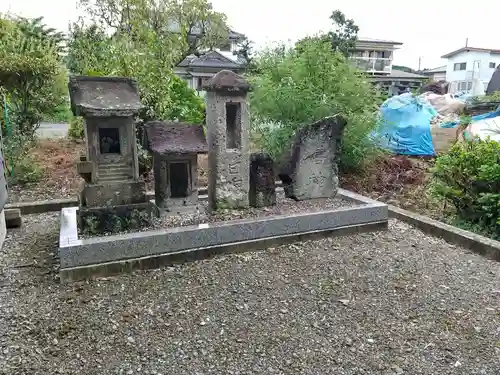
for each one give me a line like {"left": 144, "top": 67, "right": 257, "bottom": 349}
{"left": 65, "top": 0, "right": 225, "bottom": 123}
{"left": 68, "top": 116, "right": 84, "bottom": 140}
{"left": 0, "top": 14, "right": 70, "bottom": 184}
{"left": 249, "top": 38, "right": 382, "bottom": 171}
{"left": 430, "top": 138, "right": 500, "bottom": 239}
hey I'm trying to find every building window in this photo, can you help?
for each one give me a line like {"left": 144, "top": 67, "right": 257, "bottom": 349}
{"left": 219, "top": 42, "right": 231, "bottom": 52}
{"left": 453, "top": 62, "right": 467, "bottom": 71}
{"left": 169, "top": 162, "right": 190, "bottom": 198}
{"left": 99, "top": 128, "right": 120, "bottom": 154}
{"left": 490, "top": 62, "right": 496, "bottom": 69}
{"left": 467, "top": 81, "right": 472, "bottom": 90}
{"left": 225, "top": 102, "right": 241, "bottom": 149}
{"left": 197, "top": 77, "right": 203, "bottom": 90}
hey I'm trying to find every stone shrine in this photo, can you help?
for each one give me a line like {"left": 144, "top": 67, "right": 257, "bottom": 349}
{"left": 144, "top": 121, "right": 208, "bottom": 215}
{"left": 279, "top": 115, "right": 346, "bottom": 201}
{"left": 69, "top": 76, "right": 153, "bottom": 232}
{"left": 249, "top": 152, "right": 276, "bottom": 208}
{"left": 204, "top": 70, "right": 251, "bottom": 210}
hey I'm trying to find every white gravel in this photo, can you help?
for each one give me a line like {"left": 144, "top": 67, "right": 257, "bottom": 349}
{"left": 1, "top": 213, "right": 499, "bottom": 374}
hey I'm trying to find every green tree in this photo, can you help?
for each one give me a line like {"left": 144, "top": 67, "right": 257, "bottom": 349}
{"left": 66, "top": 2, "right": 208, "bottom": 123}
{"left": 78, "top": 0, "right": 229, "bottom": 65}
{"left": 0, "top": 14, "right": 61, "bottom": 137}
{"left": 296, "top": 10, "right": 359, "bottom": 58}
{"left": 328, "top": 10, "right": 359, "bottom": 57}
{"left": 250, "top": 38, "right": 381, "bottom": 171}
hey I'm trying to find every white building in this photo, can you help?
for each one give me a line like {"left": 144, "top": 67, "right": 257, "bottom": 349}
{"left": 349, "top": 38, "right": 427, "bottom": 93}
{"left": 350, "top": 37, "right": 402, "bottom": 75}
{"left": 423, "top": 66, "right": 446, "bottom": 82}
{"left": 174, "top": 30, "right": 247, "bottom": 96}
{"left": 442, "top": 47, "right": 500, "bottom": 93}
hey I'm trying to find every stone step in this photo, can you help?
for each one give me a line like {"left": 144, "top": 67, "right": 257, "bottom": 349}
{"left": 98, "top": 174, "right": 131, "bottom": 182}
{"left": 98, "top": 166, "right": 130, "bottom": 175}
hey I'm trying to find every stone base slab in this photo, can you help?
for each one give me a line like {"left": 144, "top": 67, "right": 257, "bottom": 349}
{"left": 59, "top": 191, "right": 388, "bottom": 281}
{"left": 80, "top": 181, "right": 147, "bottom": 207}
{"left": 78, "top": 202, "right": 158, "bottom": 235}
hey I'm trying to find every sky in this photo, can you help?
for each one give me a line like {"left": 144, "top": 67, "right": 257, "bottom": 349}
{"left": 1, "top": 0, "right": 499, "bottom": 70}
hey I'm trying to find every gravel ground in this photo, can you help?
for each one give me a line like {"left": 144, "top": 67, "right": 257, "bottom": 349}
{"left": 80, "top": 192, "right": 356, "bottom": 238}
{"left": 1, "top": 213, "right": 500, "bottom": 375}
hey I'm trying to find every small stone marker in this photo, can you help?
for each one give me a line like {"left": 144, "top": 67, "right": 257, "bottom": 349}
{"left": 249, "top": 152, "right": 276, "bottom": 207}
{"left": 279, "top": 115, "right": 346, "bottom": 201}
{"left": 5, "top": 208, "right": 22, "bottom": 228}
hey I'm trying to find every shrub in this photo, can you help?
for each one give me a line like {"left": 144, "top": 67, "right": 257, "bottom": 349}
{"left": 249, "top": 39, "right": 382, "bottom": 172}
{"left": 68, "top": 116, "right": 84, "bottom": 140}
{"left": 9, "top": 154, "right": 43, "bottom": 185}
{"left": 430, "top": 138, "right": 500, "bottom": 237}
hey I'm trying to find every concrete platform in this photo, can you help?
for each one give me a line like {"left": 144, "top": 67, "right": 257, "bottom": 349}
{"left": 59, "top": 190, "right": 388, "bottom": 281}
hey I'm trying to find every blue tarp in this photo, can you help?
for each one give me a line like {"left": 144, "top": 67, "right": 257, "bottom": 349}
{"left": 372, "top": 93, "right": 438, "bottom": 156}
{"left": 441, "top": 108, "right": 500, "bottom": 128}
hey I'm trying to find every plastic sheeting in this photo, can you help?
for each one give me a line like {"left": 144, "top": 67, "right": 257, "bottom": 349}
{"left": 486, "top": 66, "right": 500, "bottom": 95}
{"left": 373, "top": 93, "right": 438, "bottom": 156}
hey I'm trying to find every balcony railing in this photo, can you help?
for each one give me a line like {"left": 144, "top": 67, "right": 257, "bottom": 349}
{"left": 349, "top": 57, "right": 392, "bottom": 73}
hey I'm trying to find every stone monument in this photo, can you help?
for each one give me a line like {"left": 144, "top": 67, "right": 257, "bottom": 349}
{"left": 69, "top": 76, "right": 153, "bottom": 232}
{"left": 204, "top": 70, "right": 251, "bottom": 210}
{"left": 249, "top": 152, "right": 276, "bottom": 207}
{"left": 279, "top": 115, "right": 346, "bottom": 201}
{"left": 144, "top": 121, "right": 208, "bottom": 215}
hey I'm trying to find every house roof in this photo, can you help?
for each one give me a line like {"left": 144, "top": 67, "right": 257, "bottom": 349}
{"left": 178, "top": 50, "right": 244, "bottom": 69}
{"left": 144, "top": 121, "right": 208, "bottom": 155}
{"left": 441, "top": 47, "right": 500, "bottom": 58}
{"left": 68, "top": 76, "right": 143, "bottom": 117}
{"left": 424, "top": 65, "right": 446, "bottom": 73}
{"left": 203, "top": 70, "right": 251, "bottom": 93}
{"left": 357, "top": 37, "right": 403, "bottom": 45}
{"left": 389, "top": 70, "right": 427, "bottom": 79}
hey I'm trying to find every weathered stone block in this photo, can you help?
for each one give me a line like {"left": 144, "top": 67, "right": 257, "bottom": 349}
{"left": 249, "top": 152, "right": 276, "bottom": 207}
{"left": 279, "top": 115, "right": 346, "bottom": 201}
{"left": 78, "top": 202, "right": 158, "bottom": 235}
{"left": 5, "top": 208, "right": 22, "bottom": 228}
{"left": 80, "top": 181, "right": 147, "bottom": 207}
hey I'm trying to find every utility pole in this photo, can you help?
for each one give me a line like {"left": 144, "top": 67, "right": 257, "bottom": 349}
{"left": 465, "top": 38, "right": 468, "bottom": 47}
{"left": 418, "top": 56, "right": 422, "bottom": 71}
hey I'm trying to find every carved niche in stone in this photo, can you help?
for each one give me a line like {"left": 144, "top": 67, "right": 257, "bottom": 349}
{"left": 278, "top": 115, "right": 346, "bottom": 201}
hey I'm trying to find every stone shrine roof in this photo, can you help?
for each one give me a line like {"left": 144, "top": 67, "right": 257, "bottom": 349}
{"left": 203, "top": 70, "right": 251, "bottom": 94}
{"left": 144, "top": 121, "right": 208, "bottom": 155}
{"left": 69, "top": 76, "right": 143, "bottom": 117}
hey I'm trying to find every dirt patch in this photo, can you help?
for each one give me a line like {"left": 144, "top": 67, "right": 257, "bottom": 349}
{"left": 341, "top": 155, "right": 449, "bottom": 219}
{"left": 8, "top": 139, "right": 84, "bottom": 203}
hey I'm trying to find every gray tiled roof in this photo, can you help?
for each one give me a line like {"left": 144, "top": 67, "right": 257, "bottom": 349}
{"left": 144, "top": 121, "right": 208, "bottom": 154}
{"left": 389, "top": 70, "right": 427, "bottom": 79}
{"left": 68, "top": 76, "right": 143, "bottom": 117}
{"left": 178, "top": 51, "right": 244, "bottom": 69}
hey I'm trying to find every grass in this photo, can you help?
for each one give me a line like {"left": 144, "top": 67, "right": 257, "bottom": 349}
{"left": 42, "top": 103, "right": 72, "bottom": 123}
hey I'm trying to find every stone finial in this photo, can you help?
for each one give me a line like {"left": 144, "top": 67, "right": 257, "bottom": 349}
{"left": 203, "top": 70, "right": 251, "bottom": 94}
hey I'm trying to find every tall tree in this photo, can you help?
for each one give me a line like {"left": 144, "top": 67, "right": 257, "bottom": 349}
{"left": 78, "top": 0, "right": 229, "bottom": 65}
{"left": 328, "top": 10, "right": 359, "bottom": 58}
